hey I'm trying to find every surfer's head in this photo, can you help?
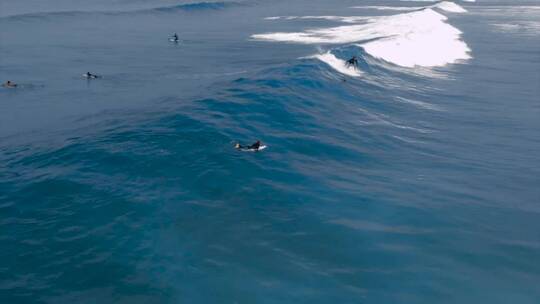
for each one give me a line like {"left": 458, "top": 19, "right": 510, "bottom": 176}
{"left": 235, "top": 143, "right": 241, "bottom": 149}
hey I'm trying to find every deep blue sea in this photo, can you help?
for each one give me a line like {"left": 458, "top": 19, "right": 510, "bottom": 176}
{"left": 1, "top": 0, "right": 539, "bottom": 303}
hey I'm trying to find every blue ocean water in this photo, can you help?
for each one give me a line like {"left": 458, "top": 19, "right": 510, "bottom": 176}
{"left": 1, "top": 0, "right": 539, "bottom": 303}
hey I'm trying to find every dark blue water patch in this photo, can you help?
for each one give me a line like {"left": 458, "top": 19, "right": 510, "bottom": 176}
{"left": 153, "top": 1, "right": 243, "bottom": 12}
{"left": 0, "top": 177, "right": 167, "bottom": 303}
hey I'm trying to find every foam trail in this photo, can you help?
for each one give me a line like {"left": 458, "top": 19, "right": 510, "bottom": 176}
{"left": 265, "top": 15, "right": 370, "bottom": 23}
{"left": 312, "top": 52, "right": 362, "bottom": 77}
{"left": 253, "top": 2, "right": 471, "bottom": 68}
{"left": 351, "top": 6, "right": 419, "bottom": 11}
{"left": 434, "top": 1, "right": 467, "bottom": 13}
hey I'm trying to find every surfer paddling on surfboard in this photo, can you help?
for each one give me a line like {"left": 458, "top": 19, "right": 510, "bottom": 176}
{"left": 2, "top": 80, "right": 17, "bottom": 88}
{"left": 83, "top": 72, "right": 100, "bottom": 79}
{"left": 170, "top": 33, "right": 179, "bottom": 42}
{"left": 235, "top": 140, "right": 266, "bottom": 151}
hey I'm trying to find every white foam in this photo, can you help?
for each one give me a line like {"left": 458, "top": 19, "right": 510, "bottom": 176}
{"left": 312, "top": 52, "right": 362, "bottom": 77}
{"left": 351, "top": 6, "right": 419, "bottom": 11}
{"left": 433, "top": 1, "right": 467, "bottom": 13}
{"left": 253, "top": 5, "right": 471, "bottom": 68}
{"left": 265, "top": 15, "right": 370, "bottom": 23}
{"left": 395, "top": 96, "right": 443, "bottom": 111}
{"left": 361, "top": 10, "right": 471, "bottom": 67}
{"left": 492, "top": 21, "right": 540, "bottom": 36}
{"left": 400, "top": 0, "right": 474, "bottom": 2}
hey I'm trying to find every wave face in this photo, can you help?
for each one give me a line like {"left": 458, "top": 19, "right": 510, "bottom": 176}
{"left": 253, "top": 1, "right": 472, "bottom": 70}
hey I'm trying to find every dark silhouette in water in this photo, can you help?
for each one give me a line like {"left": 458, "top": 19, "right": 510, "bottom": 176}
{"left": 235, "top": 140, "right": 262, "bottom": 151}
{"left": 83, "top": 72, "right": 100, "bottom": 79}
{"left": 2, "top": 80, "right": 17, "bottom": 88}
{"left": 346, "top": 56, "right": 358, "bottom": 68}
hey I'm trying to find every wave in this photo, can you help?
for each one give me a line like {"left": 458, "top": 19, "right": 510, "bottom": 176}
{"left": 491, "top": 21, "right": 540, "bottom": 36}
{"left": 350, "top": 6, "right": 420, "bottom": 11}
{"left": 152, "top": 1, "right": 238, "bottom": 12}
{"left": 253, "top": 2, "right": 471, "bottom": 68}
{"left": 406, "top": 0, "right": 475, "bottom": 1}
{"left": 0, "top": 1, "right": 239, "bottom": 21}
{"left": 311, "top": 52, "right": 362, "bottom": 77}
{"left": 264, "top": 16, "right": 370, "bottom": 23}
{"left": 433, "top": 1, "right": 467, "bottom": 13}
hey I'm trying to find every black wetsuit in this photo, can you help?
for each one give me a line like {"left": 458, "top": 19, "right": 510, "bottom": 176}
{"left": 248, "top": 141, "right": 261, "bottom": 150}
{"left": 347, "top": 57, "right": 358, "bottom": 67}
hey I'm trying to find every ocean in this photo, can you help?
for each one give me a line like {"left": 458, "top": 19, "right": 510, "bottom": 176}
{"left": 1, "top": 0, "right": 539, "bottom": 303}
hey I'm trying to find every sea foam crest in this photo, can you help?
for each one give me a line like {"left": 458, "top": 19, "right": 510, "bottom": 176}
{"left": 311, "top": 53, "right": 363, "bottom": 77}
{"left": 253, "top": 1, "right": 471, "bottom": 70}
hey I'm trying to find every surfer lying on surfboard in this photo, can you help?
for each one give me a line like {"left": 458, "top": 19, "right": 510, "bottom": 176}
{"left": 235, "top": 140, "right": 265, "bottom": 151}
{"left": 83, "top": 72, "right": 100, "bottom": 79}
{"left": 169, "top": 33, "right": 179, "bottom": 42}
{"left": 2, "top": 80, "right": 17, "bottom": 88}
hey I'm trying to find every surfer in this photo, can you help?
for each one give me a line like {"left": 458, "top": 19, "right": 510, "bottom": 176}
{"left": 235, "top": 140, "right": 262, "bottom": 151}
{"left": 2, "top": 80, "right": 17, "bottom": 88}
{"left": 346, "top": 56, "right": 358, "bottom": 68}
{"left": 84, "top": 72, "right": 99, "bottom": 79}
{"left": 171, "top": 33, "right": 179, "bottom": 42}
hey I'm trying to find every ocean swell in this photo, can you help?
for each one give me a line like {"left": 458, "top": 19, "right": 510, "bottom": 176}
{"left": 0, "top": 1, "right": 239, "bottom": 21}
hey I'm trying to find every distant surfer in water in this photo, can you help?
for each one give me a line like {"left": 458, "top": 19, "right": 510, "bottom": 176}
{"left": 2, "top": 80, "right": 17, "bottom": 88}
{"left": 346, "top": 56, "right": 358, "bottom": 68}
{"left": 83, "top": 72, "right": 99, "bottom": 79}
{"left": 171, "top": 33, "right": 179, "bottom": 42}
{"left": 235, "top": 140, "right": 262, "bottom": 151}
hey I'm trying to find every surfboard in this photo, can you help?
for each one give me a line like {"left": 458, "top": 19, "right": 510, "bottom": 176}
{"left": 169, "top": 38, "right": 180, "bottom": 43}
{"left": 239, "top": 145, "right": 267, "bottom": 152}
{"left": 82, "top": 74, "right": 99, "bottom": 79}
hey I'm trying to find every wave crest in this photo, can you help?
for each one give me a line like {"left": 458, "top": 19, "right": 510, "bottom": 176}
{"left": 253, "top": 2, "right": 471, "bottom": 68}
{"left": 312, "top": 52, "right": 363, "bottom": 77}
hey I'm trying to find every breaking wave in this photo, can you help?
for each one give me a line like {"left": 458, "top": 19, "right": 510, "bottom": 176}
{"left": 253, "top": 1, "right": 472, "bottom": 74}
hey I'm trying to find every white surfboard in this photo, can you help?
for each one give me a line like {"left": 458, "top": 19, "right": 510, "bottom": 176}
{"left": 240, "top": 145, "right": 267, "bottom": 152}
{"left": 82, "top": 74, "right": 99, "bottom": 79}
